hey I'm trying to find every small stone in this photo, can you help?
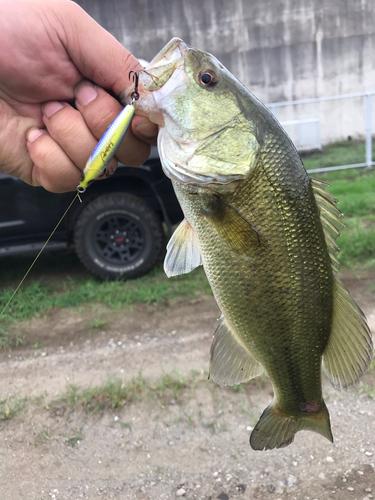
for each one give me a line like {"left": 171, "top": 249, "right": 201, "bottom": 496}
{"left": 292, "top": 461, "right": 298, "bottom": 467}
{"left": 225, "top": 474, "right": 233, "bottom": 482}
{"left": 176, "top": 488, "right": 186, "bottom": 497}
{"left": 217, "top": 493, "right": 229, "bottom": 500}
{"left": 246, "top": 426, "right": 253, "bottom": 432}
{"left": 236, "top": 484, "right": 247, "bottom": 493}
{"left": 318, "top": 473, "right": 325, "bottom": 480}
{"left": 358, "top": 470, "right": 364, "bottom": 475}
{"left": 268, "top": 484, "right": 275, "bottom": 493}
{"left": 114, "top": 416, "right": 119, "bottom": 422}
{"left": 287, "top": 475, "right": 296, "bottom": 487}
{"left": 365, "top": 451, "right": 373, "bottom": 457}
{"left": 347, "top": 487, "right": 354, "bottom": 491}
{"left": 326, "top": 456, "right": 334, "bottom": 463}
{"left": 365, "top": 488, "right": 372, "bottom": 493}
{"left": 213, "top": 471, "right": 219, "bottom": 477}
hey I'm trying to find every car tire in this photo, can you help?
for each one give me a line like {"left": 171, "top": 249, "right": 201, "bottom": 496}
{"left": 74, "top": 192, "right": 164, "bottom": 280}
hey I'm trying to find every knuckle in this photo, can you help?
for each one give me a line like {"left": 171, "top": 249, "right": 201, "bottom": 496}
{"left": 86, "top": 108, "right": 118, "bottom": 137}
{"left": 48, "top": 110, "right": 80, "bottom": 141}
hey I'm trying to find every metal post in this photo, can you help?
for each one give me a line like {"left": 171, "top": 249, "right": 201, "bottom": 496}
{"left": 365, "top": 94, "right": 372, "bottom": 168}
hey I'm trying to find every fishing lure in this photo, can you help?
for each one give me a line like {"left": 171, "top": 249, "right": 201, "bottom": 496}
{"left": 77, "top": 70, "right": 140, "bottom": 193}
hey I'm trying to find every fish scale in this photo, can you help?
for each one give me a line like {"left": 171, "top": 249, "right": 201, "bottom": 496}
{"left": 129, "top": 37, "right": 372, "bottom": 450}
{"left": 173, "top": 131, "right": 333, "bottom": 415}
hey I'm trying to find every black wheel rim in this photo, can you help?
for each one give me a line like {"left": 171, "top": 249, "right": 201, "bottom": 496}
{"left": 93, "top": 213, "right": 145, "bottom": 265}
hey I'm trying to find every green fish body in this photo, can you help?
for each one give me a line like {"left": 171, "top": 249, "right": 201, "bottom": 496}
{"left": 126, "top": 38, "right": 373, "bottom": 450}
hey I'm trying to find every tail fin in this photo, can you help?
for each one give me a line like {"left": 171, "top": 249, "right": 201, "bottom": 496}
{"left": 250, "top": 401, "right": 333, "bottom": 451}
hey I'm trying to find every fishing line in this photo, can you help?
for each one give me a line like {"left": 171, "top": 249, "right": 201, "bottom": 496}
{"left": 0, "top": 193, "right": 81, "bottom": 320}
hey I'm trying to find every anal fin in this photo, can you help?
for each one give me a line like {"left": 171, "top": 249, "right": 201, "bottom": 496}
{"left": 209, "top": 316, "right": 263, "bottom": 386}
{"left": 164, "top": 219, "right": 203, "bottom": 277}
{"left": 322, "top": 277, "right": 373, "bottom": 390}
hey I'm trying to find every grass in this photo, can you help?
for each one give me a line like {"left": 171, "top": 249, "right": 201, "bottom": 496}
{"left": 59, "top": 371, "right": 192, "bottom": 414}
{"left": 0, "top": 265, "right": 212, "bottom": 328}
{"left": 0, "top": 396, "right": 26, "bottom": 421}
{"left": 322, "top": 169, "right": 375, "bottom": 268}
{"left": 303, "top": 138, "right": 374, "bottom": 179}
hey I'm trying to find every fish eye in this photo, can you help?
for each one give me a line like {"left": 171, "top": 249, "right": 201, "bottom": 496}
{"left": 198, "top": 69, "right": 218, "bottom": 87}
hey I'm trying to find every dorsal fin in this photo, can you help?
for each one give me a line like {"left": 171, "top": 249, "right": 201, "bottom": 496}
{"left": 310, "top": 177, "right": 345, "bottom": 275}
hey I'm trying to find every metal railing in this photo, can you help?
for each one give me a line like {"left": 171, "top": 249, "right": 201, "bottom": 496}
{"left": 267, "top": 91, "right": 375, "bottom": 173}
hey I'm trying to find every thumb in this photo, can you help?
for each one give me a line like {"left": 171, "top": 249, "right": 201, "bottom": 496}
{"left": 58, "top": 2, "right": 142, "bottom": 96}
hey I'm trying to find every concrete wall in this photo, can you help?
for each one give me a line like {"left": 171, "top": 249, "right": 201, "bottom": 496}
{"left": 76, "top": 0, "right": 375, "bottom": 145}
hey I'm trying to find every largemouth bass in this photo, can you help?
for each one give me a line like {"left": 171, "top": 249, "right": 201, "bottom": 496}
{"left": 123, "top": 38, "right": 373, "bottom": 450}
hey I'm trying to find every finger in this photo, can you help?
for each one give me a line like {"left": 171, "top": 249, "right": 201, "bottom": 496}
{"left": 75, "top": 81, "right": 151, "bottom": 166}
{"left": 26, "top": 128, "right": 82, "bottom": 193}
{"left": 131, "top": 116, "right": 158, "bottom": 147}
{"left": 59, "top": 2, "right": 143, "bottom": 95}
{"left": 41, "top": 100, "right": 117, "bottom": 174}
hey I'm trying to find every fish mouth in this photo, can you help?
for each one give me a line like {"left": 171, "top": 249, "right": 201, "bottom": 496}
{"left": 120, "top": 38, "right": 188, "bottom": 106}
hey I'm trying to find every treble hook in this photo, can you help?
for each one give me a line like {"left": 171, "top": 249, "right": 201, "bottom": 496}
{"left": 129, "top": 70, "right": 140, "bottom": 103}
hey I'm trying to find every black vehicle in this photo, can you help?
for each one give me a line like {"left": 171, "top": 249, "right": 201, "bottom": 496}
{"left": 0, "top": 147, "right": 182, "bottom": 280}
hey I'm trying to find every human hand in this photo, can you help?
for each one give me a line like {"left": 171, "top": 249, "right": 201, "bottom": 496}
{"left": 0, "top": 0, "right": 158, "bottom": 192}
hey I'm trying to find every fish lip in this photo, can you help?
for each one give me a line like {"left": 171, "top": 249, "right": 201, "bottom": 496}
{"left": 120, "top": 38, "right": 188, "bottom": 105}
{"left": 145, "top": 37, "right": 188, "bottom": 72}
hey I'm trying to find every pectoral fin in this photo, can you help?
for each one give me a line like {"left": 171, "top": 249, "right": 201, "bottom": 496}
{"left": 322, "top": 277, "right": 373, "bottom": 390}
{"left": 164, "top": 219, "right": 203, "bottom": 277}
{"left": 209, "top": 316, "right": 263, "bottom": 386}
{"left": 206, "top": 195, "right": 267, "bottom": 253}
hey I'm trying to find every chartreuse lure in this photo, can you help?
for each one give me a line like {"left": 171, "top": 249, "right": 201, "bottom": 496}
{"left": 77, "top": 104, "right": 135, "bottom": 193}
{"left": 0, "top": 73, "right": 140, "bottom": 319}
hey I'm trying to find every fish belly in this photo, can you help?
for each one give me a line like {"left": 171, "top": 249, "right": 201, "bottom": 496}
{"left": 172, "top": 159, "right": 333, "bottom": 414}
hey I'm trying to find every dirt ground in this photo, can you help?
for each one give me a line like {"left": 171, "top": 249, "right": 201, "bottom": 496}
{"left": 0, "top": 271, "right": 374, "bottom": 500}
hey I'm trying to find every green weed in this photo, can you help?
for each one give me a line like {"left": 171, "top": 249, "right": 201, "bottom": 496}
{"left": 34, "top": 427, "right": 52, "bottom": 446}
{"left": 157, "top": 372, "right": 187, "bottom": 399}
{"left": 56, "top": 370, "right": 200, "bottom": 415}
{"left": 0, "top": 397, "right": 26, "bottom": 420}
{"left": 0, "top": 266, "right": 212, "bottom": 329}
{"left": 89, "top": 318, "right": 109, "bottom": 330}
{"left": 66, "top": 427, "right": 84, "bottom": 447}
{"left": 62, "top": 374, "right": 149, "bottom": 413}
{"left": 357, "top": 381, "right": 375, "bottom": 399}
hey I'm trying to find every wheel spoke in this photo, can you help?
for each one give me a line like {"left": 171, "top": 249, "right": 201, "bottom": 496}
{"left": 93, "top": 213, "right": 145, "bottom": 264}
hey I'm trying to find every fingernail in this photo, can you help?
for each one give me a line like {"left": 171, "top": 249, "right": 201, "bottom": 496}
{"left": 75, "top": 81, "right": 98, "bottom": 106}
{"left": 42, "top": 101, "right": 64, "bottom": 118}
{"left": 27, "top": 128, "right": 44, "bottom": 143}
{"left": 135, "top": 118, "right": 158, "bottom": 138}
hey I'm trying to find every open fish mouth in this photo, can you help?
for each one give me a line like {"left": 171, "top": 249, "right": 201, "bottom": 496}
{"left": 120, "top": 38, "right": 188, "bottom": 105}
{"left": 140, "top": 38, "right": 188, "bottom": 91}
